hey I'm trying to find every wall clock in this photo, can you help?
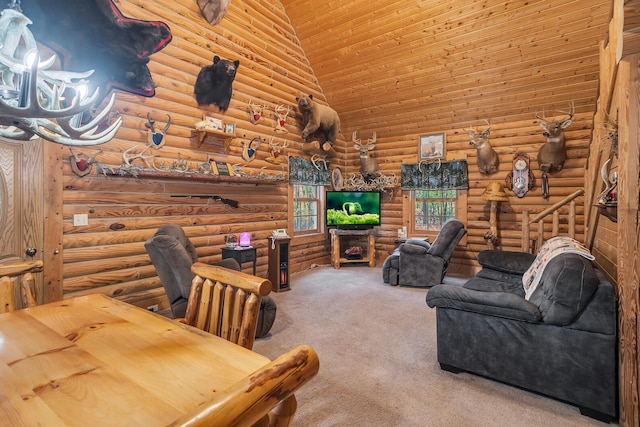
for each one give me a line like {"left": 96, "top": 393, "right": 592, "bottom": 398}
{"left": 505, "top": 152, "right": 534, "bottom": 198}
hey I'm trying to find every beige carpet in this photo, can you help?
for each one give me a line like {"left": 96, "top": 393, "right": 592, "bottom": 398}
{"left": 252, "top": 265, "right": 615, "bottom": 427}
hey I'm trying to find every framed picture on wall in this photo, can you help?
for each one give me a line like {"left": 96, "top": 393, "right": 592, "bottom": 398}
{"left": 419, "top": 133, "right": 446, "bottom": 161}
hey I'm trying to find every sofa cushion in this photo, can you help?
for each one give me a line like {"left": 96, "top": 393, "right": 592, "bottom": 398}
{"left": 528, "top": 254, "right": 599, "bottom": 325}
{"left": 464, "top": 272, "right": 525, "bottom": 297}
{"left": 477, "top": 250, "right": 535, "bottom": 275}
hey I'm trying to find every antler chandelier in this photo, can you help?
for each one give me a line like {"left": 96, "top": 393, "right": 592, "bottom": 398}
{"left": 0, "top": 1, "right": 121, "bottom": 145}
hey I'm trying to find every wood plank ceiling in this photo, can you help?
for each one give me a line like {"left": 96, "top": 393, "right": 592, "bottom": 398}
{"left": 279, "top": 0, "right": 611, "bottom": 138}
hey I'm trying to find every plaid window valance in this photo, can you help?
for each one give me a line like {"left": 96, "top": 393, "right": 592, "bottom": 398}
{"left": 288, "top": 156, "right": 331, "bottom": 185}
{"left": 401, "top": 160, "right": 469, "bottom": 190}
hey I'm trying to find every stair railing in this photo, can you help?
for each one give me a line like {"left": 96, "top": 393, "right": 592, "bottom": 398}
{"left": 521, "top": 189, "right": 584, "bottom": 253}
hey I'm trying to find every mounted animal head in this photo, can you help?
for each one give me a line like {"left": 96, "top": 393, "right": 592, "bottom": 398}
{"left": 353, "top": 130, "right": 379, "bottom": 178}
{"left": 465, "top": 119, "right": 499, "bottom": 174}
{"left": 536, "top": 101, "right": 574, "bottom": 172}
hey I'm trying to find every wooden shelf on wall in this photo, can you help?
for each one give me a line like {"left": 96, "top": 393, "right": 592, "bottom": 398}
{"left": 193, "top": 128, "right": 236, "bottom": 150}
{"left": 96, "top": 166, "right": 287, "bottom": 185}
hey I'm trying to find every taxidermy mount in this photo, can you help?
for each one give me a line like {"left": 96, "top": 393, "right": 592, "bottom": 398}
{"left": 194, "top": 55, "right": 240, "bottom": 113}
{"left": 296, "top": 94, "right": 340, "bottom": 147}
{"left": 197, "top": 0, "right": 230, "bottom": 26}
{"left": 21, "top": 0, "right": 172, "bottom": 102}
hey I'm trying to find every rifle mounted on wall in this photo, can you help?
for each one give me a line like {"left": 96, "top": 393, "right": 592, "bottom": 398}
{"left": 171, "top": 195, "right": 239, "bottom": 208}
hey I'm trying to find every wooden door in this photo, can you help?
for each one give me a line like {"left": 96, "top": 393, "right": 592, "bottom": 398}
{"left": 0, "top": 137, "right": 44, "bottom": 304}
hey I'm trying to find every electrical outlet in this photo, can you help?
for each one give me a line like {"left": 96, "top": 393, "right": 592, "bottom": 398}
{"left": 147, "top": 304, "right": 159, "bottom": 312}
{"left": 73, "top": 213, "right": 88, "bottom": 226}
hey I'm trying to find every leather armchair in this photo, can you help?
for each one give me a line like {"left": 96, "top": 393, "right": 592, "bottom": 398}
{"left": 145, "top": 224, "right": 276, "bottom": 337}
{"left": 382, "top": 219, "right": 466, "bottom": 287}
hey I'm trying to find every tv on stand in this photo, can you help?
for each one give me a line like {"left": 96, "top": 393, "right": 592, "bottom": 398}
{"left": 326, "top": 190, "right": 381, "bottom": 230}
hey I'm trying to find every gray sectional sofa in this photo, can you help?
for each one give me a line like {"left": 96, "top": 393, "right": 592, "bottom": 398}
{"left": 425, "top": 249, "right": 617, "bottom": 422}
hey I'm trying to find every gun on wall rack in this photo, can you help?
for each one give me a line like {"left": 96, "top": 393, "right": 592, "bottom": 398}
{"left": 171, "top": 195, "right": 239, "bottom": 208}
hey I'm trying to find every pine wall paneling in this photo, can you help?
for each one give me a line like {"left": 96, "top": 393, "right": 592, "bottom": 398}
{"left": 56, "top": 0, "right": 346, "bottom": 309}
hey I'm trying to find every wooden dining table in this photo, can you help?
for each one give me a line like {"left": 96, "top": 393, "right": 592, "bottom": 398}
{"left": 0, "top": 293, "right": 313, "bottom": 426}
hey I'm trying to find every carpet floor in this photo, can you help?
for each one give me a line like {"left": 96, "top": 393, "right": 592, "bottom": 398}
{"left": 252, "top": 265, "right": 615, "bottom": 427}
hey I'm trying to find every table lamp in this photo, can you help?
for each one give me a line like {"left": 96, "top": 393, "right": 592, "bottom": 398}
{"left": 239, "top": 232, "right": 251, "bottom": 247}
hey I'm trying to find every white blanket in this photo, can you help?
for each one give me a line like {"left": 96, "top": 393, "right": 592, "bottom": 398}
{"left": 522, "top": 236, "right": 594, "bottom": 300}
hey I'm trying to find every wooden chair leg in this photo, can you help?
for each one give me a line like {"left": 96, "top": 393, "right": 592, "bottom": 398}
{"left": 268, "top": 395, "right": 297, "bottom": 427}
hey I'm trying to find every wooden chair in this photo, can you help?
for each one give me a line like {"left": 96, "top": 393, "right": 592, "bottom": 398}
{"left": 0, "top": 260, "right": 43, "bottom": 313}
{"left": 183, "top": 263, "right": 272, "bottom": 350}
{"left": 169, "top": 344, "right": 320, "bottom": 427}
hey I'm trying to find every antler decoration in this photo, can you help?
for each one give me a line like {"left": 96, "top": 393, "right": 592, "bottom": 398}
{"left": 146, "top": 112, "right": 171, "bottom": 148}
{"left": 248, "top": 99, "right": 267, "bottom": 125}
{"left": 266, "top": 136, "right": 289, "bottom": 165}
{"left": 0, "top": 7, "right": 121, "bottom": 146}
{"left": 69, "top": 147, "right": 102, "bottom": 177}
{"left": 274, "top": 104, "right": 290, "bottom": 134}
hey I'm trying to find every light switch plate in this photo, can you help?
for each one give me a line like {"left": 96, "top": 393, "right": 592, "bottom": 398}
{"left": 73, "top": 213, "right": 88, "bottom": 226}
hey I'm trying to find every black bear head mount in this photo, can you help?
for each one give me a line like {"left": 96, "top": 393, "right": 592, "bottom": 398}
{"left": 194, "top": 55, "right": 240, "bottom": 113}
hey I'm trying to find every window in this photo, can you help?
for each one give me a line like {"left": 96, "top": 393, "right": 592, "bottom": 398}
{"left": 292, "top": 184, "right": 321, "bottom": 234}
{"left": 413, "top": 189, "right": 457, "bottom": 231}
{"left": 405, "top": 189, "right": 466, "bottom": 239}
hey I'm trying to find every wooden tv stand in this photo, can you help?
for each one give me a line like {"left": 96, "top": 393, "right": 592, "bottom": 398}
{"left": 329, "top": 228, "right": 376, "bottom": 269}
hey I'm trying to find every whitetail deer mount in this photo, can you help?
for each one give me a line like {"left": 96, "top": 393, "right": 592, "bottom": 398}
{"left": 353, "top": 131, "right": 379, "bottom": 180}
{"left": 465, "top": 120, "right": 499, "bottom": 174}
{"left": 536, "top": 101, "right": 574, "bottom": 173}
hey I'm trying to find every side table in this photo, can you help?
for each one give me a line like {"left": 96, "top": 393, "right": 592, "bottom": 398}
{"left": 221, "top": 246, "right": 257, "bottom": 275}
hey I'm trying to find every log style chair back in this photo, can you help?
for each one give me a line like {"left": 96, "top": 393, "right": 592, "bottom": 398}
{"left": 169, "top": 344, "right": 320, "bottom": 427}
{"left": 184, "top": 263, "right": 272, "bottom": 350}
{"left": 0, "top": 260, "right": 43, "bottom": 313}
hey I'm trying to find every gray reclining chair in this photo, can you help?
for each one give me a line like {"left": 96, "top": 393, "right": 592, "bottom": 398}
{"left": 145, "top": 224, "right": 276, "bottom": 338}
{"left": 382, "top": 218, "right": 466, "bottom": 287}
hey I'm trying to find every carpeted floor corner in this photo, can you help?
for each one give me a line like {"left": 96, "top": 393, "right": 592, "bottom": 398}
{"left": 252, "top": 265, "right": 615, "bottom": 427}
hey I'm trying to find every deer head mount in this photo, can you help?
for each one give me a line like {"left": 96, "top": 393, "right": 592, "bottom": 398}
{"left": 353, "top": 131, "right": 379, "bottom": 180}
{"left": 465, "top": 120, "right": 499, "bottom": 174}
{"left": 536, "top": 101, "right": 574, "bottom": 173}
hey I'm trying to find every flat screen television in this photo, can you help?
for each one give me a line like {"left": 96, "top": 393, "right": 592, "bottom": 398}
{"left": 326, "top": 190, "right": 381, "bottom": 230}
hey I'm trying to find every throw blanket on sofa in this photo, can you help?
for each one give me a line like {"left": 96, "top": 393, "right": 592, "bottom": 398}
{"left": 523, "top": 236, "right": 594, "bottom": 300}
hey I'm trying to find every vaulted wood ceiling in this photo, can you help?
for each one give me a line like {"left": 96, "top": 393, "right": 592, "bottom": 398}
{"left": 279, "top": 0, "right": 611, "bottom": 139}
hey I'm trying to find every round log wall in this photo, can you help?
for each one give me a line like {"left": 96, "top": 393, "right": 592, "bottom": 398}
{"left": 60, "top": 0, "right": 338, "bottom": 309}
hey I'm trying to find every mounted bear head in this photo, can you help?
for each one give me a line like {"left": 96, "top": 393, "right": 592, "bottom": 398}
{"left": 194, "top": 55, "right": 240, "bottom": 112}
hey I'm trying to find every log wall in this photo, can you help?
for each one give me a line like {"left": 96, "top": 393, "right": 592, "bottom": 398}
{"left": 370, "top": 112, "right": 593, "bottom": 277}
{"left": 57, "top": 0, "right": 337, "bottom": 309}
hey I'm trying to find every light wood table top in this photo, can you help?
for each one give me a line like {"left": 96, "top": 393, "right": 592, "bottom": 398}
{"left": 0, "top": 294, "right": 274, "bottom": 426}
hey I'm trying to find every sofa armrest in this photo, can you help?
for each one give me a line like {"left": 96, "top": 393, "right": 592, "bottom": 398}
{"left": 477, "top": 250, "right": 535, "bottom": 275}
{"left": 426, "top": 284, "right": 542, "bottom": 323}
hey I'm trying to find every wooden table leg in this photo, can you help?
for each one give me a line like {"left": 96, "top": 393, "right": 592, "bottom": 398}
{"left": 268, "top": 395, "right": 297, "bottom": 427}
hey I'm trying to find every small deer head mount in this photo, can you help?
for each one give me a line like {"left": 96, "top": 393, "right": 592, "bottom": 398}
{"left": 353, "top": 130, "right": 379, "bottom": 180}
{"left": 465, "top": 119, "right": 499, "bottom": 174}
{"left": 536, "top": 101, "right": 574, "bottom": 172}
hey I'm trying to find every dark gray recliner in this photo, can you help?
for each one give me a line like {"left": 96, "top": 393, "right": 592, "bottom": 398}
{"left": 382, "top": 218, "right": 466, "bottom": 287}
{"left": 145, "top": 224, "right": 276, "bottom": 338}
